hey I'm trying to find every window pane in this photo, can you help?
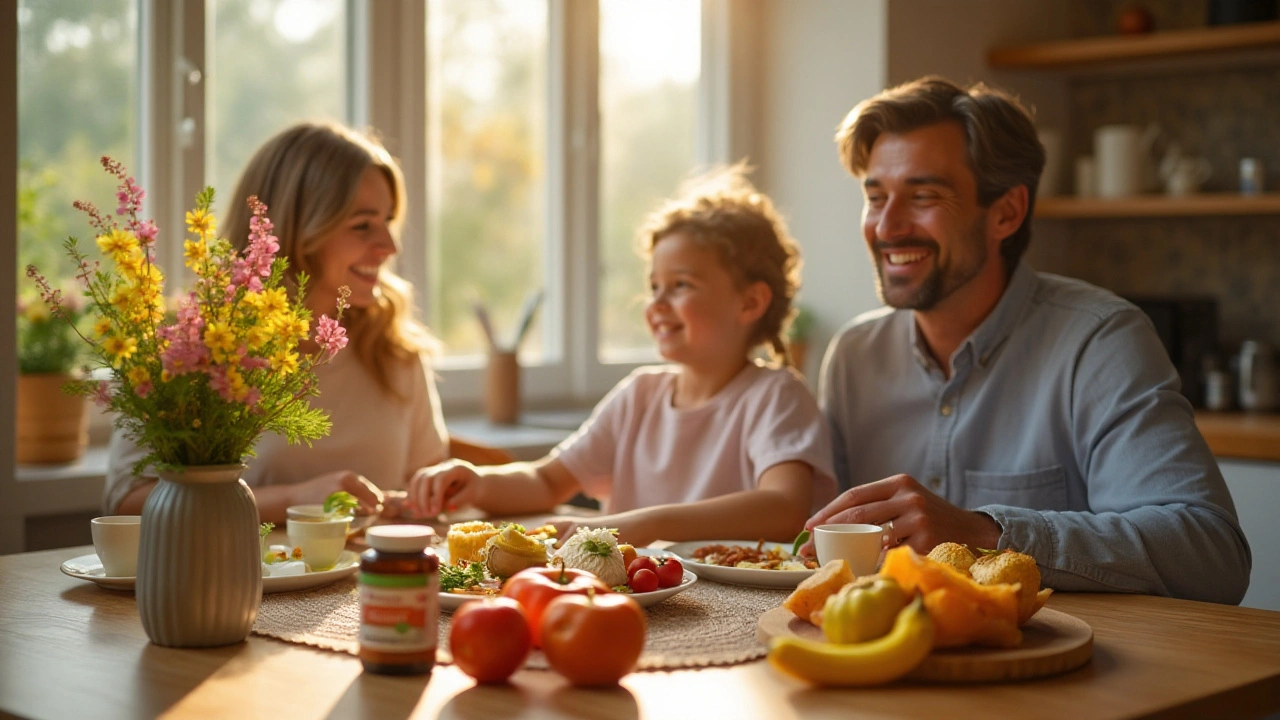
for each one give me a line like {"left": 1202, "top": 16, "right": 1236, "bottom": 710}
{"left": 426, "top": 0, "right": 547, "bottom": 360}
{"left": 598, "top": 0, "right": 700, "bottom": 361}
{"left": 18, "top": 0, "right": 139, "bottom": 293}
{"left": 208, "top": 0, "right": 348, "bottom": 211}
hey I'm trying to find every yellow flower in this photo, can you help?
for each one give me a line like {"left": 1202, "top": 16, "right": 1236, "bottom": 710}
{"left": 23, "top": 304, "right": 49, "bottom": 323}
{"left": 203, "top": 322, "right": 238, "bottom": 363}
{"left": 184, "top": 238, "right": 209, "bottom": 268}
{"left": 185, "top": 208, "right": 216, "bottom": 239}
{"left": 245, "top": 326, "right": 271, "bottom": 351}
{"left": 96, "top": 229, "right": 137, "bottom": 258}
{"left": 127, "top": 365, "right": 150, "bottom": 387}
{"left": 277, "top": 313, "right": 310, "bottom": 342}
{"left": 244, "top": 287, "right": 289, "bottom": 316}
{"left": 271, "top": 349, "right": 299, "bottom": 376}
{"left": 102, "top": 334, "right": 137, "bottom": 367}
{"left": 92, "top": 316, "right": 113, "bottom": 337}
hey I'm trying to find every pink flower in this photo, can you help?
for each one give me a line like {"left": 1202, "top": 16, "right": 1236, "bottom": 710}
{"left": 93, "top": 381, "right": 112, "bottom": 407}
{"left": 314, "top": 314, "right": 348, "bottom": 358}
{"left": 133, "top": 380, "right": 153, "bottom": 399}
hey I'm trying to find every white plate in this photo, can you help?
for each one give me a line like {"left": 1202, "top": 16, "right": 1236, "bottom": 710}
{"left": 663, "top": 540, "right": 816, "bottom": 589}
{"left": 437, "top": 547, "right": 696, "bottom": 611}
{"left": 60, "top": 551, "right": 360, "bottom": 594}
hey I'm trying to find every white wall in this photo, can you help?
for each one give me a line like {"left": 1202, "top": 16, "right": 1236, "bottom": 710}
{"left": 749, "top": 0, "right": 1075, "bottom": 379}
{"left": 752, "top": 0, "right": 888, "bottom": 379}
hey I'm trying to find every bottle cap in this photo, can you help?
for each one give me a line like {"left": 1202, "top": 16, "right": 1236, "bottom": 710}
{"left": 366, "top": 525, "right": 435, "bottom": 553}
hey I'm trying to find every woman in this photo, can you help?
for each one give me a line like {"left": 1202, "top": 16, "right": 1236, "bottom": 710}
{"left": 103, "top": 121, "right": 449, "bottom": 523}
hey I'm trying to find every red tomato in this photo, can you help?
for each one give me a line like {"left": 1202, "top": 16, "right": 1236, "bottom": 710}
{"left": 627, "top": 556, "right": 657, "bottom": 579}
{"left": 628, "top": 568, "right": 658, "bottom": 593}
{"left": 541, "top": 591, "right": 646, "bottom": 686}
{"left": 449, "top": 597, "right": 531, "bottom": 684}
{"left": 501, "top": 562, "right": 612, "bottom": 647}
{"left": 655, "top": 557, "right": 684, "bottom": 589}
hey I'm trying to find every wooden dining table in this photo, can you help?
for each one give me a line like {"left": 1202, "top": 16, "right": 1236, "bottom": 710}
{"left": 2, "top": 544, "right": 1279, "bottom": 720}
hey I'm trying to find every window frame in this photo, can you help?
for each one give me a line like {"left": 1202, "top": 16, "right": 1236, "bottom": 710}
{"left": 15, "top": 0, "right": 736, "bottom": 418}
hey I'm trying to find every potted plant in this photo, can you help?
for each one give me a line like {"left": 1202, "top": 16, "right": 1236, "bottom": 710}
{"left": 16, "top": 167, "right": 90, "bottom": 464}
{"left": 785, "top": 304, "right": 815, "bottom": 376}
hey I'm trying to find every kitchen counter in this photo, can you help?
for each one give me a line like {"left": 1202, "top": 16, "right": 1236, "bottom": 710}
{"left": 1195, "top": 411, "right": 1280, "bottom": 462}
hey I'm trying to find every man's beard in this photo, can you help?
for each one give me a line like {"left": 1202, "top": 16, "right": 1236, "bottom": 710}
{"left": 874, "top": 217, "right": 988, "bottom": 311}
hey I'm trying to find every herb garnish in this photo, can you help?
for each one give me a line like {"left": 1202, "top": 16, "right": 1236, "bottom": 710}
{"left": 440, "top": 561, "right": 487, "bottom": 592}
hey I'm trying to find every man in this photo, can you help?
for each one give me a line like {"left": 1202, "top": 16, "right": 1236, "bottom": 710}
{"left": 808, "top": 76, "right": 1250, "bottom": 604}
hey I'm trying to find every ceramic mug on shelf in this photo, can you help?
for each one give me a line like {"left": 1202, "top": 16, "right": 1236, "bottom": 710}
{"left": 1094, "top": 123, "right": 1161, "bottom": 197}
{"left": 1164, "top": 157, "right": 1212, "bottom": 196}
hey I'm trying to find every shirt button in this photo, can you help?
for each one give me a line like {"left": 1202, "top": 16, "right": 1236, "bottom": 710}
{"left": 930, "top": 476, "right": 942, "bottom": 490}
{"left": 940, "top": 404, "right": 952, "bottom": 417}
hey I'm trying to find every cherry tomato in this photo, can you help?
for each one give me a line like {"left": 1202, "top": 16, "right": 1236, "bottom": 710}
{"left": 449, "top": 597, "right": 531, "bottom": 684}
{"left": 541, "top": 591, "right": 646, "bottom": 686}
{"left": 655, "top": 557, "right": 684, "bottom": 589}
{"left": 627, "top": 556, "right": 658, "bottom": 579}
{"left": 628, "top": 568, "right": 658, "bottom": 593}
{"left": 501, "top": 561, "right": 612, "bottom": 647}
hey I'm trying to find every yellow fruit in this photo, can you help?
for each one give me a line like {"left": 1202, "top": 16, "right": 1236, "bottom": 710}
{"left": 768, "top": 595, "right": 934, "bottom": 687}
{"left": 821, "top": 576, "right": 910, "bottom": 644}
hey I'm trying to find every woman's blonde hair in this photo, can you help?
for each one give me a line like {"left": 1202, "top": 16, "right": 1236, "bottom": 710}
{"left": 637, "top": 162, "right": 802, "bottom": 367}
{"left": 222, "top": 121, "right": 434, "bottom": 398}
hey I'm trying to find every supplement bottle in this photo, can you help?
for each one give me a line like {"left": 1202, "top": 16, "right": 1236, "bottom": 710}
{"left": 359, "top": 525, "right": 439, "bottom": 675}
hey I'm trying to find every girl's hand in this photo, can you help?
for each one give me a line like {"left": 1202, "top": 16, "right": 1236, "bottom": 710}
{"left": 408, "top": 460, "right": 481, "bottom": 517}
{"left": 292, "top": 471, "right": 384, "bottom": 517}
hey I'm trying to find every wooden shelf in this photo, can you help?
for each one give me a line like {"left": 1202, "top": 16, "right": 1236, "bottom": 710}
{"left": 989, "top": 21, "right": 1280, "bottom": 69}
{"left": 1196, "top": 411, "right": 1280, "bottom": 462}
{"left": 1034, "top": 193, "right": 1280, "bottom": 219}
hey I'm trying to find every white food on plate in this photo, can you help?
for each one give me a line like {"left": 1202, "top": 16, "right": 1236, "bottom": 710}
{"left": 554, "top": 527, "right": 628, "bottom": 586}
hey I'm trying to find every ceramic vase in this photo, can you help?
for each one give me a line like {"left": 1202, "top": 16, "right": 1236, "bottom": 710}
{"left": 15, "top": 373, "right": 89, "bottom": 464}
{"left": 136, "top": 463, "right": 262, "bottom": 647}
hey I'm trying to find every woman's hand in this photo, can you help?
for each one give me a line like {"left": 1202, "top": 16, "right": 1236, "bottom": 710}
{"left": 800, "top": 474, "right": 1001, "bottom": 556}
{"left": 407, "top": 460, "right": 481, "bottom": 517}
{"left": 290, "top": 470, "right": 385, "bottom": 516}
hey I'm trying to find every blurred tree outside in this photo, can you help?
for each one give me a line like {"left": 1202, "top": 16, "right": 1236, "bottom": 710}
{"left": 17, "top": 0, "right": 137, "bottom": 295}
{"left": 427, "top": 0, "right": 547, "bottom": 360}
{"left": 598, "top": 0, "right": 699, "bottom": 360}
{"left": 207, "top": 0, "right": 347, "bottom": 214}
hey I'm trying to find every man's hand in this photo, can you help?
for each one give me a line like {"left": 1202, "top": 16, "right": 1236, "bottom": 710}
{"left": 799, "top": 474, "right": 1002, "bottom": 556}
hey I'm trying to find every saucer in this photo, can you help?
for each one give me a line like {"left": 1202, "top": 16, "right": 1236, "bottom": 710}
{"left": 61, "top": 551, "right": 360, "bottom": 594}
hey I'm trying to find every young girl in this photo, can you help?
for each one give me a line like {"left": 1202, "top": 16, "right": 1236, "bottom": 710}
{"left": 104, "top": 121, "right": 449, "bottom": 523}
{"left": 407, "top": 164, "right": 836, "bottom": 547}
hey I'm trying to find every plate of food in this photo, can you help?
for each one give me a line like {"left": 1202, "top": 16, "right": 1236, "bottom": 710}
{"left": 61, "top": 550, "right": 360, "bottom": 594}
{"left": 664, "top": 539, "right": 818, "bottom": 589}
{"left": 436, "top": 522, "right": 697, "bottom": 610}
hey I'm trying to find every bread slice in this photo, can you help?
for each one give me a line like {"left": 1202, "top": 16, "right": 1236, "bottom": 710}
{"left": 782, "top": 559, "right": 855, "bottom": 624}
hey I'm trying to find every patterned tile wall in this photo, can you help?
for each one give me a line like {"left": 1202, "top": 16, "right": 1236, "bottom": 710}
{"left": 1030, "top": 0, "right": 1280, "bottom": 350}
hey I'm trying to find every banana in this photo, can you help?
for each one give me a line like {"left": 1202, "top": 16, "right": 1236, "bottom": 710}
{"left": 767, "top": 595, "right": 935, "bottom": 687}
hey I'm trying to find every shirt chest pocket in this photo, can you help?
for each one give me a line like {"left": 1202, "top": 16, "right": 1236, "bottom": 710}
{"left": 963, "top": 465, "right": 1070, "bottom": 511}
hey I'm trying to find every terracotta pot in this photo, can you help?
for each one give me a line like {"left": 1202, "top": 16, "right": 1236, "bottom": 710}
{"left": 15, "top": 373, "right": 89, "bottom": 464}
{"left": 136, "top": 464, "right": 262, "bottom": 647}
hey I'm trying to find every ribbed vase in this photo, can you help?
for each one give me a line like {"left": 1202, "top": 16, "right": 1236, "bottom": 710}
{"left": 137, "top": 463, "right": 262, "bottom": 647}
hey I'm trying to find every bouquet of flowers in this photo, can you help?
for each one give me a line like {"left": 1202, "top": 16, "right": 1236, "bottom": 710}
{"left": 27, "top": 156, "right": 349, "bottom": 474}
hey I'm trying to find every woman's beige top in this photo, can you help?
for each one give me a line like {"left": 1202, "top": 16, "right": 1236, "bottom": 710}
{"left": 102, "top": 349, "right": 448, "bottom": 512}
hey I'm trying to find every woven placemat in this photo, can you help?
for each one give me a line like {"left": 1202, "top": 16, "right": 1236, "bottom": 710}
{"left": 253, "top": 577, "right": 792, "bottom": 670}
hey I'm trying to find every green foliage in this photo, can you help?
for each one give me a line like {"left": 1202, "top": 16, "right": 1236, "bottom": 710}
{"left": 787, "top": 305, "right": 815, "bottom": 343}
{"left": 439, "top": 561, "right": 488, "bottom": 593}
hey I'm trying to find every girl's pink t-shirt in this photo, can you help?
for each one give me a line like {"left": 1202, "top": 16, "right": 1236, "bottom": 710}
{"left": 553, "top": 362, "right": 837, "bottom": 514}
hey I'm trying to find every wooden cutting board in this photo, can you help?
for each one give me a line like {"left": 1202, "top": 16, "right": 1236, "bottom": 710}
{"left": 757, "top": 605, "right": 1093, "bottom": 683}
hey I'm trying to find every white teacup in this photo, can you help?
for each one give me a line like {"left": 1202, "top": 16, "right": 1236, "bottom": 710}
{"left": 286, "top": 505, "right": 352, "bottom": 571}
{"left": 814, "top": 523, "right": 884, "bottom": 576}
{"left": 91, "top": 515, "right": 141, "bottom": 577}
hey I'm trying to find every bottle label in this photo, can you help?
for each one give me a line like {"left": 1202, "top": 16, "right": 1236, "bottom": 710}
{"left": 359, "top": 572, "right": 438, "bottom": 653}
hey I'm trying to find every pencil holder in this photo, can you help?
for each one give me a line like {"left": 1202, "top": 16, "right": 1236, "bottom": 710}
{"left": 484, "top": 350, "right": 520, "bottom": 425}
